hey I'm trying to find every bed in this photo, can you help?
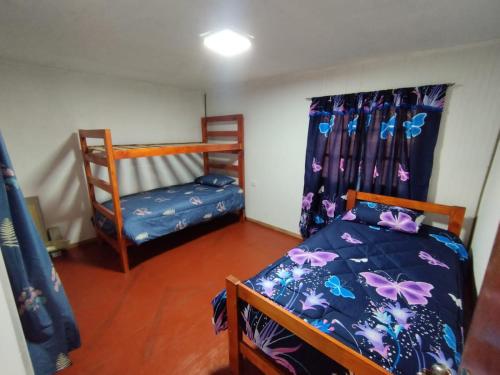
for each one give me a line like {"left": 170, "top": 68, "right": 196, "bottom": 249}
{"left": 79, "top": 114, "right": 245, "bottom": 272}
{"left": 212, "top": 190, "right": 469, "bottom": 374}
{"left": 95, "top": 181, "right": 244, "bottom": 245}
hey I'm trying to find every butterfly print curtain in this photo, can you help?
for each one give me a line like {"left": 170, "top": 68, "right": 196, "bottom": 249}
{"left": 0, "top": 132, "right": 80, "bottom": 374}
{"left": 300, "top": 84, "right": 448, "bottom": 237}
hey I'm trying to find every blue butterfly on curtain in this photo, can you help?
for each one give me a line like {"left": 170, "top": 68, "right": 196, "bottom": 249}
{"left": 347, "top": 115, "right": 358, "bottom": 136}
{"left": 404, "top": 113, "right": 427, "bottom": 139}
{"left": 314, "top": 215, "right": 325, "bottom": 225}
{"left": 318, "top": 115, "right": 335, "bottom": 137}
{"left": 380, "top": 114, "right": 396, "bottom": 139}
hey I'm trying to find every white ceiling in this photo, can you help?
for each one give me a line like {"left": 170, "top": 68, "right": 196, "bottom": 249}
{"left": 1, "top": 0, "right": 500, "bottom": 89}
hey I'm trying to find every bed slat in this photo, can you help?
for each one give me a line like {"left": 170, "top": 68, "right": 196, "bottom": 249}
{"left": 83, "top": 153, "right": 108, "bottom": 166}
{"left": 208, "top": 162, "right": 238, "bottom": 172}
{"left": 79, "top": 129, "right": 106, "bottom": 138}
{"left": 87, "top": 176, "right": 112, "bottom": 193}
{"left": 92, "top": 201, "right": 115, "bottom": 221}
{"left": 207, "top": 131, "right": 239, "bottom": 137}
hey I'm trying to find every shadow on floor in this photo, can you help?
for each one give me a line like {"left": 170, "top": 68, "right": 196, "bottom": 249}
{"left": 65, "top": 214, "right": 241, "bottom": 272}
{"left": 210, "top": 360, "right": 263, "bottom": 375}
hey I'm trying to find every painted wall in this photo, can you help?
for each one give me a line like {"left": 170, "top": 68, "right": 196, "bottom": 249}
{"left": 470, "top": 139, "right": 500, "bottom": 289}
{"left": 207, "top": 41, "right": 500, "bottom": 266}
{"left": 0, "top": 250, "right": 33, "bottom": 375}
{"left": 0, "top": 60, "right": 204, "bottom": 244}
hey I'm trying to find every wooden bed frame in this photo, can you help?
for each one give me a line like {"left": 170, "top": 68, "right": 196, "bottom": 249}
{"left": 226, "top": 189, "right": 466, "bottom": 375}
{"left": 79, "top": 114, "right": 245, "bottom": 273}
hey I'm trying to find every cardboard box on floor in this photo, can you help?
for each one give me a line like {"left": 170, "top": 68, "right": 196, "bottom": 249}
{"left": 25, "top": 196, "right": 69, "bottom": 256}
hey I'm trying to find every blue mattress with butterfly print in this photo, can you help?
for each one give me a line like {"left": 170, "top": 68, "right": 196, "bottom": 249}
{"left": 211, "top": 219, "right": 469, "bottom": 375}
{"left": 95, "top": 182, "right": 244, "bottom": 245}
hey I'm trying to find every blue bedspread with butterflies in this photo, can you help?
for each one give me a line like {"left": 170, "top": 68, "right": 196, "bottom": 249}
{"left": 212, "top": 220, "right": 469, "bottom": 374}
{"left": 96, "top": 182, "right": 244, "bottom": 244}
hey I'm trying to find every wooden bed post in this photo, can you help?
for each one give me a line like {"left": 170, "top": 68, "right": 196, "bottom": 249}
{"left": 346, "top": 189, "right": 357, "bottom": 211}
{"left": 79, "top": 134, "right": 98, "bottom": 231}
{"left": 448, "top": 206, "right": 466, "bottom": 238}
{"left": 103, "top": 130, "right": 129, "bottom": 273}
{"left": 201, "top": 117, "right": 210, "bottom": 175}
{"left": 226, "top": 275, "right": 242, "bottom": 375}
{"left": 237, "top": 115, "right": 245, "bottom": 222}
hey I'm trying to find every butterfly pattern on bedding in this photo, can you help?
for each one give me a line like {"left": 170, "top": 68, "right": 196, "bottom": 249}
{"left": 212, "top": 219, "right": 469, "bottom": 375}
{"left": 95, "top": 182, "right": 244, "bottom": 245}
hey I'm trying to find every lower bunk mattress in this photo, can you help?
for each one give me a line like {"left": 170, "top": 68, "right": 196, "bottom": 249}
{"left": 212, "top": 219, "right": 469, "bottom": 374}
{"left": 95, "top": 182, "right": 244, "bottom": 245}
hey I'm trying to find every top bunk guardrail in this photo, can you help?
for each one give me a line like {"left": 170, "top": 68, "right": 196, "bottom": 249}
{"left": 79, "top": 114, "right": 244, "bottom": 160}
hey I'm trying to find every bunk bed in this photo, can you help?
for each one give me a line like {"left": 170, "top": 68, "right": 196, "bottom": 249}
{"left": 79, "top": 114, "right": 245, "bottom": 273}
{"left": 212, "top": 190, "right": 469, "bottom": 375}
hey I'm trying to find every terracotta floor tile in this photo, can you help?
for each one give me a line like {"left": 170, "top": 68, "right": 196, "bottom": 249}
{"left": 55, "top": 217, "right": 299, "bottom": 374}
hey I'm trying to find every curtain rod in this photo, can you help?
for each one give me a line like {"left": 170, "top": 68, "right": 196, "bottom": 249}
{"left": 305, "top": 83, "right": 456, "bottom": 100}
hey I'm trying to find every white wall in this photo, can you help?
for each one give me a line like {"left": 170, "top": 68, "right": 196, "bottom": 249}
{"left": 470, "top": 139, "right": 500, "bottom": 289}
{"left": 207, "top": 40, "right": 500, "bottom": 247}
{"left": 0, "top": 60, "right": 204, "bottom": 243}
{"left": 0, "top": 250, "right": 33, "bottom": 375}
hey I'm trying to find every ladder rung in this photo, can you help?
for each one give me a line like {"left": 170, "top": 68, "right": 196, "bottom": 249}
{"left": 93, "top": 201, "right": 115, "bottom": 221}
{"left": 84, "top": 153, "right": 108, "bottom": 166}
{"left": 207, "top": 131, "right": 238, "bottom": 137}
{"left": 79, "top": 129, "right": 107, "bottom": 139}
{"left": 95, "top": 227, "right": 119, "bottom": 252}
{"left": 205, "top": 115, "right": 242, "bottom": 123}
{"left": 208, "top": 163, "right": 238, "bottom": 171}
{"left": 88, "top": 176, "right": 112, "bottom": 193}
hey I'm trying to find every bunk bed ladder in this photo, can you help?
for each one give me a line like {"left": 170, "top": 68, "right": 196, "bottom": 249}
{"left": 201, "top": 114, "right": 245, "bottom": 221}
{"left": 79, "top": 129, "right": 129, "bottom": 273}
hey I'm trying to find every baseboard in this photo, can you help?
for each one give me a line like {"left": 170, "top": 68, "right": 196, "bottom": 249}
{"left": 245, "top": 217, "right": 303, "bottom": 240}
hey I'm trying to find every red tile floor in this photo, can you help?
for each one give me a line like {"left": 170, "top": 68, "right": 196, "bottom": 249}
{"left": 55, "top": 217, "right": 299, "bottom": 375}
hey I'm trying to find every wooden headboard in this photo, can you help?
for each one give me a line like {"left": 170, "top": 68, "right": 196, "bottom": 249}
{"left": 201, "top": 114, "right": 245, "bottom": 189}
{"left": 346, "top": 189, "right": 465, "bottom": 236}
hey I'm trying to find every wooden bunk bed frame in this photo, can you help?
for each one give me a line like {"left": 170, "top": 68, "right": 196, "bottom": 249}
{"left": 79, "top": 114, "right": 244, "bottom": 273}
{"left": 225, "top": 189, "right": 466, "bottom": 375}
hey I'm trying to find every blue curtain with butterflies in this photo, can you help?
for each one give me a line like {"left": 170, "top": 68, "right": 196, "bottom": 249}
{"left": 0, "top": 132, "right": 80, "bottom": 374}
{"left": 300, "top": 84, "right": 448, "bottom": 238}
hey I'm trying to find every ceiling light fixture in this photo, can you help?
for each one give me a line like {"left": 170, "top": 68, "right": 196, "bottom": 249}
{"left": 203, "top": 29, "right": 252, "bottom": 57}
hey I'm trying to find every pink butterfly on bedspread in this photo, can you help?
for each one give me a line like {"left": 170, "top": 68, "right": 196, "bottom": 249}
{"left": 360, "top": 272, "right": 434, "bottom": 305}
{"left": 341, "top": 232, "right": 363, "bottom": 244}
{"left": 418, "top": 251, "right": 450, "bottom": 269}
{"left": 287, "top": 248, "right": 338, "bottom": 267}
